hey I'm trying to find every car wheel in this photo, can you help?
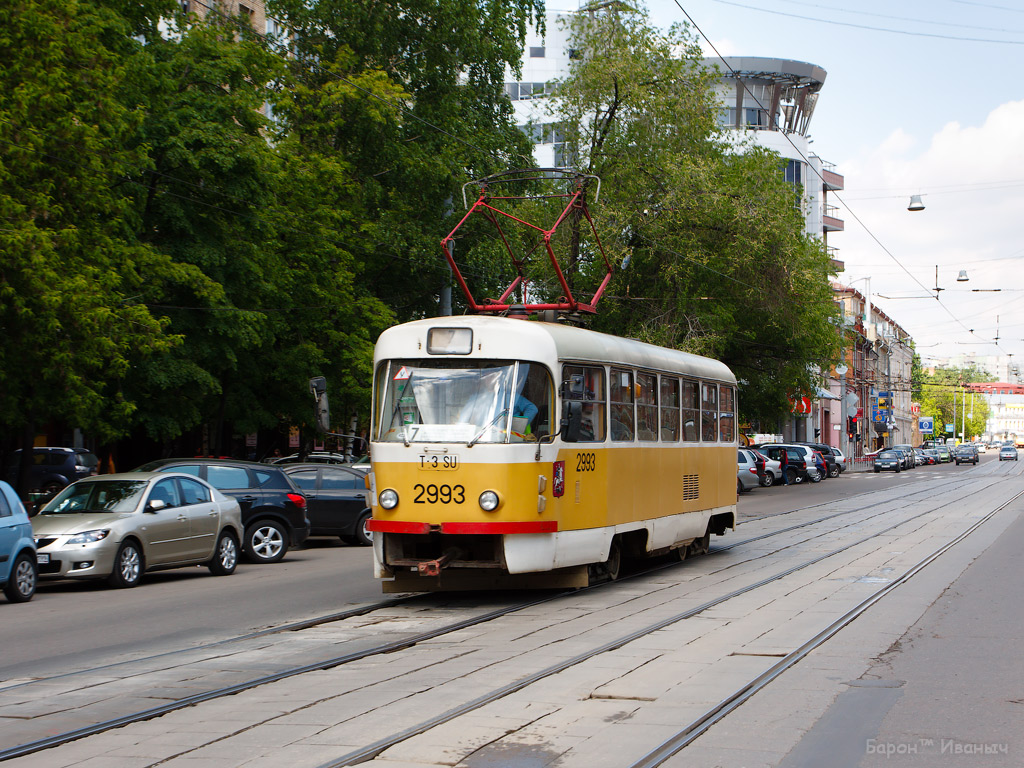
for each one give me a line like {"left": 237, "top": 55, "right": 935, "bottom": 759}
{"left": 874, "top": 468, "right": 880, "bottom": 473}
{"left": 353, "top": 511, "right": 373, "bottom": 547}
{"left": 107, "top": 540, "right": 143, "bottom": 588}
{"left": 808, "top": 468, "right": 822, "bottom": 483}
{"left": 786, "top": 468, "right": 798, "bottom": 484}
{"left": 208, "top": 530, "right": 239, "bottom": 576}
{"left": 244, "top": 520, "right": 288, "bottom": 564}
{"left": 737, "top": 479, "right": 743, "bottom": 494}
{"left": 828, "top": 465, "right": 840, "bottom": 478}
{"left": 761, "top": 472, "right": 775, "bottom": 488}
{"left": 3, "top": 552, "right": 37, "bottom": 603}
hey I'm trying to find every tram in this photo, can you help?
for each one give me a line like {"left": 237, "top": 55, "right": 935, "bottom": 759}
{"left": 366, "top": 314, "right": 738, "bottom": 592}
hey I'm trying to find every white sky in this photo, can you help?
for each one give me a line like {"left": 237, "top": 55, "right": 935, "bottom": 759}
{"left": 632, "top": 0, "right": 1024, "bottom": 372}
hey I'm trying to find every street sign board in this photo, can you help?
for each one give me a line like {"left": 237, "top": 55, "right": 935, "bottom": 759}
{"left": 918, "top": 416, "right": 933, "bottom": 434}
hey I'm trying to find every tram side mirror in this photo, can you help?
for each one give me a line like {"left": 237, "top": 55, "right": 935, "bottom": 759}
{"left": 561, "top": 401, "right": 583, "bottom": 443}
{"left": 309, "top": 376, "right": 330, "bottom": 433}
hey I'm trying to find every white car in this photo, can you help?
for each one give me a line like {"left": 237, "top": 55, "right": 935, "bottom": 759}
{"left": 831, "top": 447, "right": 847, "bottom": 472}
{"left": 749, "top": 448, "right": 782, "bottom": 487}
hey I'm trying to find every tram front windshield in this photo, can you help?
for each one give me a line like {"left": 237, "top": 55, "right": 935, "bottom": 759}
{"left": 375, "top": 360, "right": 551, "bottom": 444}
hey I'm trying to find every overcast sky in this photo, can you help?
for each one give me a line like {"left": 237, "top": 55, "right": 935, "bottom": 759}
{"left": 627, "top": 0, "right": 1024, "bottom": 371}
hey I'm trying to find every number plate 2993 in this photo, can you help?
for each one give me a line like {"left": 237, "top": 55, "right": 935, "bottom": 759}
{"left": 419, "top": 454, "right": 459, "bottom": 470}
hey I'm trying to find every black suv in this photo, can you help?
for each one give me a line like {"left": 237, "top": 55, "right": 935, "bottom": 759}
{"left": 794, "top": 442, "right": 841, "bottom": 478}
{"left": 134, "top": 459, "right": 310, "bottom": 563}
{"left": 5, "top": 447, "right": 99, "bottom": 494}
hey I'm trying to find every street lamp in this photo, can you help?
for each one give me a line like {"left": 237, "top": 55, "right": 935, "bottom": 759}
{"left": 908, "top": 195, "right": 925, "bottom": 211}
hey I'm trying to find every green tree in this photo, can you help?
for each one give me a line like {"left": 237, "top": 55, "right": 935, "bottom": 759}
{"left": 535, "top": 8, "right": 840, "bottom": 425}
{"left": 0, "top": 0, "right": 178, "bottom": 458}
{"left": 267, "top": 0, "right": 545, "bottom": 321}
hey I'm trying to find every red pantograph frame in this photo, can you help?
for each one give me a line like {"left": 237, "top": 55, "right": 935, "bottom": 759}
{"left": 440, "top": 169, "right": 613, "bottom": 315}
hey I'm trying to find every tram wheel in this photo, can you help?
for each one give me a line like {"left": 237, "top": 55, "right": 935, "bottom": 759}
{"left": 590, "top": 539, "right": 622, "bottom": 584}
{"left": 675, "top": 543, "right": 688, "bottom": 562}
{"left": 689, "top": 531, "right": 711, "bottom": 556}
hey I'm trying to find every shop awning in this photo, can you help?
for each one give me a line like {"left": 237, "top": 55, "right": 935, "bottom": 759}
{"left": 816, "top": 387, "right": 841, "bottom": 400}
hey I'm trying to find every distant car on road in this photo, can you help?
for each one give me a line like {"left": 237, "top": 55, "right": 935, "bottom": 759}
{"left": 954, "top": 445, "right": 979, "bottom": 465}
{"left": 4, "top": 447, "right": 99, "bottom": 497}
{"left": 999, "top": 445, "right": 1018, "bottom": 462}
{"left": 0, "top": 481, "right": 37, "bottom": 603}
{"left": 935, "top": 445, "right": 952, "bottom": 463}
{"left": 873, "top": 450, "right": 902, "bottom": 473}
{"left": 32, "top": 473, "right": 242, "bottom": 588}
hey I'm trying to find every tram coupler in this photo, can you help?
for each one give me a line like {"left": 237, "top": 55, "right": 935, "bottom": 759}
{"left": 418, "top": 548, "right": 462, "bottom": 576}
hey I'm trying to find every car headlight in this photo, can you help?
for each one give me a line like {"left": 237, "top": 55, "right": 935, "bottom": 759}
{"left": 378, "top": 489, "right": 399, "bottom": 509}
{"left": 479, "top": 490, "right": 500, "bottom": 512}
{"left": 67, "top": 529, "right": 111, "bottom": 545}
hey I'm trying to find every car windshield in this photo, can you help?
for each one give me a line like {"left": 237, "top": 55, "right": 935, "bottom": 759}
{"left": 375, "top": 360, "right": 552, "bottom": 445}
{"left": 40, "top": 480, "right": 149, "bottom": 514}
{"left": 878, "top": 451, "right": 897, "bottom": 458}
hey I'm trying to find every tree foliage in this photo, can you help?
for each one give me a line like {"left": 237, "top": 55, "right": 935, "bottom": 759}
{"left": 917, "top": 365, "right": 992, "bottom": 442}
{"left": 533, "top": 8, "right": 841, "bottom": 424}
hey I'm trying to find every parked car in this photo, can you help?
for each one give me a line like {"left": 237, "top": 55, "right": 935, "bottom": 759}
{"left": 921, "top": 448, "right": 939, "bottom": 465}
{"left": 873, "top": 450, "right": 902, "bottom": 473}
{"left": 999, "top": 445, "right": 1018, "bottom": 462}
{"left": 892, "top": 445, "right": 915, "bottom": 470}
{"left": 134, "top": 459, "right": 310, "bottom": 564}
{"left": 31, "top": 473, "right": 242, "bottom": 588}
{"left": 0, "top": 481, "right": 37, "bottom": 603}
{"left": 935, "top": 445, "right": 952, "bottom": 463}
{"left": 750, "top": 449, "right": 781, "bottom": 487}
{"left": 4, "top": 447, "right": 99, "bottom": 496}
{"left": 831, "top": 447, "right": 847, "bottom": 474}
{"left": 737, "top": 450, "right": 760, "bottom": 493}
{"left": 795, "top": 442, "right": 841, "bottom": 478}
{"left": 976, "top": 443, "right": 987, "bottom": 454}
{"left": 283, "top": 464, "right": 372, "bottom": 545}
{"left": 954, "top": 445, "right": 979, "bottom": 465}
{"left": 755, "top": 444, "right": 821, "bottom": 484}
{"left": 271, "top": 452, "right": 349, "bottom": 466}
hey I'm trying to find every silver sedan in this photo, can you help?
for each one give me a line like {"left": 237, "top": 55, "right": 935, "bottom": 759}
{"left": 32, "top": 472, "right": 243, "bottom": 588}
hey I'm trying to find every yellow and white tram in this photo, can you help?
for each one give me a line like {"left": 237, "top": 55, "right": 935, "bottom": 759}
{"left": 366, "top": 315, "right": 737, "bottom": 592}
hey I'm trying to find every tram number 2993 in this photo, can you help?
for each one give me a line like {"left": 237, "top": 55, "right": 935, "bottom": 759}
{"left": 413, "top": 484, "right": 466, "bottom": 504}
{"left": 576, "top": 452, "right": 597, "bottom": 472}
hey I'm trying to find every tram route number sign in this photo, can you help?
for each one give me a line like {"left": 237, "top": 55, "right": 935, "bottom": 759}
{"left": 419, "top": 454, "right": 459, "bottom": 470}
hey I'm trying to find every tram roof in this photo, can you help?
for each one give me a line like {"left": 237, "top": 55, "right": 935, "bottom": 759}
{"left": 374, "top": 316, "right": 736, "bottom": 384}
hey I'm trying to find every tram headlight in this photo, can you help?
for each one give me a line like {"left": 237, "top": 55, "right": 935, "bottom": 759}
{"left": 379, "top": 489, "right": 399, "bottom": 509}
{"left": 479, "top": 490, "right": 501, "bottom": 512}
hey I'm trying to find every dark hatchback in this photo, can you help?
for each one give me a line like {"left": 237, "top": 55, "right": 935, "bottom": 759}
{"left": 795, "top": 442, "right": 841, "bottom": 477}
{"left": 283, "top": 464, "right": 372, "bottom": 546}
{"left": 134, "top": 459, "right": 309, "bottom": 563}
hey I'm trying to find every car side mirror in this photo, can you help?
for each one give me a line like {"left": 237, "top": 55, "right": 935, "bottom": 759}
{"left": 147, "top": 499, "right": 167, "bottom": 512}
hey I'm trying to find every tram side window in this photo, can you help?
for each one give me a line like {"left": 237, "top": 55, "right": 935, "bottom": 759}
{"left": 681, "top": 379, "right": 699, "bottom": 441}
{"left": 610, "top": 368, "right": 635, "bottom": 441}
{"left": 701, "top": 382, "right": 718, "bottom": 442}
{"left": 637, "top": 373, "right": 658, "bottom": 441}
{"left": 719, "top": 385, "right": 736, "bottom": 442}
{"left": 660, "top": 376, "right": 680, "bottom": 441}
{"left": 515, "top": 364, "right": 555, "bottom": 440}
{"left": 561, "top": 365, "right": 606, "bottom": 442}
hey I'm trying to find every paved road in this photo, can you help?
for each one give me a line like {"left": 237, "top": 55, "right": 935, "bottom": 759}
{"left": 1, "top": 538, "right": 377, "bottom": 679}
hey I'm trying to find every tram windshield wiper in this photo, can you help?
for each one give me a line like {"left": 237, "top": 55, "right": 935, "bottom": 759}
{"left": 468, "top": 409, "right": 509, "bottom": 447}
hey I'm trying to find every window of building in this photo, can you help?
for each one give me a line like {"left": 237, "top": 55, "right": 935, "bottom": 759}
{"left": 530, "top": 46, "right": 546, "bottom": 58}
{"left": 637, "top": 373, "right": 658, "bottom": 441}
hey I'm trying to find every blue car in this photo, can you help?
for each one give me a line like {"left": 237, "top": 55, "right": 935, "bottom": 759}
{"left": 0, "top": 481, "right": 37, "bottom": 602}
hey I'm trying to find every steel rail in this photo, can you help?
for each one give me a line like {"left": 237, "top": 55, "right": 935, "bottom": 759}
{"left": 627, "top": 486, "right": 1024, "bottom": 768}
{"left": 2, "top": 473, "right": 1004, "bottom": 762}
{"left": 317, "top": 478, "right": 1008, "bottom": 766}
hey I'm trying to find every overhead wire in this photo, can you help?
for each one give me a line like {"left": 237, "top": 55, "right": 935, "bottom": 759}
{"left": 671, "top": 0, "right": 1017, "bottom": 360}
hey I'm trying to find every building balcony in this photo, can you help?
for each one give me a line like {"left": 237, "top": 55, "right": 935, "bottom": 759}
{"left": 822, "top": 168, "right": 844, "bottom": 191}
{"left": 823, "top": 214, "right": 845, "bottom": 232}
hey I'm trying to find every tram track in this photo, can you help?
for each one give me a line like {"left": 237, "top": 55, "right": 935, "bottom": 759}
{"left": 2, "top": 469, "right": 1013, "bottom": 765}
{"left": 316, "top": 476, "right": 1012, "bottom": 766}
